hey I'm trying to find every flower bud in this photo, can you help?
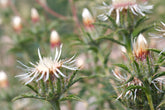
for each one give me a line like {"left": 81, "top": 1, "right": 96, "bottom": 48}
{"left": 133, "top": 34, "right": 149, "bottom": 61}
{"left": 76, "top": 55, "right": 85, "bottom": 69}
{"left": 0, "top": 0, "right": 9, "bottom": 8}
{"left": 82, "top": 8, "right": 94, "bottom": 28}
{"left": 31, "top": 8, "right": 39, "bottom": 23}
{"left": 0, "top": 71, "right": 8, "bottom": 88}
{"left": 12, "top": 16, "right": 22, "bottom": 32}
{"left": 120, "top": 46, "right": 127, "bottom": 54}
{"left": 50, "top": 30, "right": 61, "bottom": 49}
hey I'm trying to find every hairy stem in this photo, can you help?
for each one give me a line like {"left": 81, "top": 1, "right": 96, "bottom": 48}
{"left": 50, "top": 100, "right": 61, "bottom": 110}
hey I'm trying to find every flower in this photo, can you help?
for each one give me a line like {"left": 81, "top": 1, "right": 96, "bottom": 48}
{"left": 0, "top": 0, "right": 9, "bottom": 8}
{"left": 0, "top": 71, "right": 8, "bottom": 88}
{"left": 98, "top": 0, "right": 153, "bottom": 25}
{"left": 113, "top": 68, "right": 142, "bottom": 100}
{"left": 12, "top": 16, "right": 22, "bottom": 32}
{"left": 82, "top": 8, "right": 95, "bottom": 28}
{"left": 154, "top": 21, "right": 165, "bottom": 37}
{"left": 50, "top": 30, "right": 61, "bottom": 49}
{"left": 133, "top": 34, "right": 149, "bottom": 61}
{"left": 120, "top": 46, "right": 127, "bottom": 54}
{"left": 31, "top": 8, "right": 39, "bottom": 23}
{"left": 76, "top": 55, "right": 85, "bottom": 69}
{"left": 16, "top": 44, "right": 78, "bottom": 85}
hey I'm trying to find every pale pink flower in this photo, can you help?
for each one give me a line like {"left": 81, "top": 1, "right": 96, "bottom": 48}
{"left": 16, "top": 44, "right": 78, "bottom": 85}
{"left": 98, "top": 0, "right": 153, "bottom": 25}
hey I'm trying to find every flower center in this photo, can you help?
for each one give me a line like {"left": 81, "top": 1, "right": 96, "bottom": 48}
{"left": 36, "top": 57, "right": 62, "bottom": 73}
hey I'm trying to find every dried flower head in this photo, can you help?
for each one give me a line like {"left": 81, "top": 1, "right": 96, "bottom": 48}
{"left": 31, "top": 8, "right": 40, "bottom": 23}
{"left": 113, "top": 68, "right": 142, "bottom": 100}
{"left": 12, "top": 16, "right": 22, "bottom": 32}
{"left": 16, "top": 44, "right": 78, "bottom": 85}
{"left": 0, "top": 71, "right": 8, "bottom": 88}
{"left": 82, "top": 8, "right": 95, "bottom": 28}
{"left": 0, "top": 0, "right": 9, "bottom": 8}
{"left": 133, "top": 34, "right": 149, "bottom": 61}
{"left": 50, "top": 30, "right": 61, "bottom": 49}
{"left": 98, "top": 0, "right": 153, "bottom": 25}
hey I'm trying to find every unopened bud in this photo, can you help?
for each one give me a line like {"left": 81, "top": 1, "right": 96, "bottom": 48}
{"left": 50, "top": 30, "right": 61, "bottom": 49}
{"left": 133, "top": 34, "right": 149, "bottom": 61}
{"left": 120, "top": 46, "right": 127, "bottom": 53}
{"left": 82, "top": 8, "right": 94, "bottom": 28}
{"left": 0, "top": 71, "right": 8, "bottom": 88}
{"left": 12, "top": 16, "right": 22, "bottom": 32}
{"left": 76, "top": 55, "right": 85, "bottom": 69}
{"left": 31, "top": 8, "right": 39, "bottom": 23}
{"left": 0, "top": 0, "right": 9, "bottom": 8}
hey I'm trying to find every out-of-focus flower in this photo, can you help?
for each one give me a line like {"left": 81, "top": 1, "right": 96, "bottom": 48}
{"left": 133, "top": 34, "right": 149, "bottom": 61}
{"left": 16, "top": 44, "right": 78, "bottom": 85}
{"left": 120, "top": 46, "right": 127, "bottom": 54}
{"left": 12, "top": 16, "right": 22, "bottom": 32}
{"left": 113, "top": 68, "right": 142, "bottom": 100}
{"left": 82, "top": 8, "right": 95, "bottom": 28}
{"left": 154, "top": 22, "right": 165, "bottom": 37}
{"left": 50, "top": 30, "right": 61, "bottom": 49}
{"left": 76, "top": 55, "right": 85, "bottom": 69}
{"left": 0, "top": 0, "right": 9, "bottom": 8}
{"left": 31, "top": 8, "right": 39, "bottom": 23}
{"left": 0, "top": 71, "right": 8, "bottom": 88}
{"left": 98, "top": 0, "right": 153, "bottom": 25}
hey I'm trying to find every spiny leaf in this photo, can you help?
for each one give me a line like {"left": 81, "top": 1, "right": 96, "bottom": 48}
{"left": 59, "top": 94, "right": 82, "bottom": 101}
{"left": 125, "top": 85, "right": 145, "bottom": 94}
{"left": 135, "top": 16, "right": 148, "bottom": 28}
{"left": 134, "top": 60, "right": 140, "bottom": 73}
{"left": 149, "top": 48, "right": 165, "bottom": 56}
{"left": 114, "top": 64, "right": 131, "bottom": 73}
{"left": 96, "top": 36, "right": 125, "bottom": 46}
{"left": 12, "top": 93, "right": 45, "bottom": 101}
{"left": 108, "top": 16, "right": 117, "bottom": 28}
{"left": 67, "top": 71, "right": 78, "bottom": 87}
{"left": 26, "top": 84, "right": 38, "bottom": 94}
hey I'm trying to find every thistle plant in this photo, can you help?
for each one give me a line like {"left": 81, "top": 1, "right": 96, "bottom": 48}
{"left": 1, "top": 0, "right": 165, "bottom": 110}
{"left": 13, "top": 45, "right": 80, "bottom": 110}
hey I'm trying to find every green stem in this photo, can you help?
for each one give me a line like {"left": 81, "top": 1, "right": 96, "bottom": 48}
{"left": 144, "top": 82, "right": 154, "bottom": 110}
{"left": 50, "top": 100, "right": 61, "bottom": 110}
{"left": 145, "top": 92, "right": 154, "bottom": 110}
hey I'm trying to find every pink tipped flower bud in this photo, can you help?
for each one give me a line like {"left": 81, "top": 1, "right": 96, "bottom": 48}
{"left": 133, "top": 34, "right": 149, "bottom": 61}
{"left": 0, "top": 0, "right": 9, "bottom": 8}
{"left": 50, "top": 30, "right": 61, "bottom": 49}
{"left": 0, "top": 71, "right": 8, "bottom": 88}
{"left": 31, "top": 8, "right": 39, "bottom": 23}
{"left": 82, "top": 8, "right": 94, "bottom": 28}
{"left": 12, "top": 16, "right": 22, "bottom": 32}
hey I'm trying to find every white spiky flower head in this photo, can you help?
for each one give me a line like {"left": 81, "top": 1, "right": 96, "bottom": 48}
{"left": 98, "top": 0, "right": 153, "bottom": 25}
{"left": 16, "top": 44, "right": 78, "bottom": 85}
{"left": 112, "top": 68, "right": 142, "bottom": 100}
